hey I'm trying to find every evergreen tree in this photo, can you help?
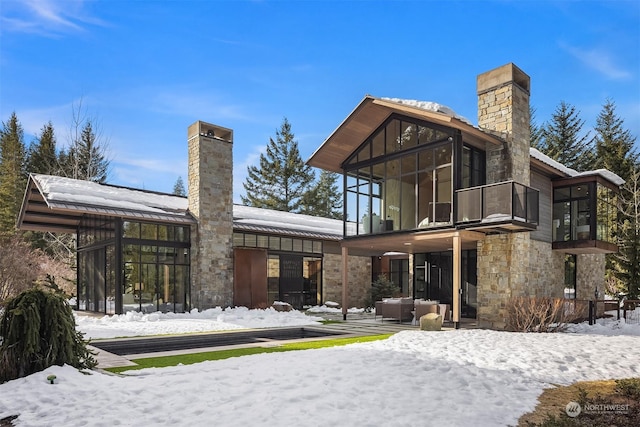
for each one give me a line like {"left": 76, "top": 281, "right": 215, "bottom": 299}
{"left": 241, "top": 118, "right": 314, "bottom": 212}
{"left": 539, "top": 101, "right": 595, "bottom": 171}
{"left": 593, "top": 99, "right": 638, "bottom": 182}
{"left": 61, "top": 120, "right": 109, "bottom": 183}
{"left": 0, "top": 287, "right": 97, "bottom": 383}
{"left": 173, "top": 176, "right": 186, "bottom": 196}
{"left": 26, "top": 121, "right": 58, "bottom": 176}
{"left": 611, "top": 168, "right": 640, "bottom": 299}
{"left": 0, "top": 113, "right": 27, "bottom": 236}
{"left": 299, "top": 170, "right": 343, "bottom": 219}
{"left": 529, "top": 106, "right": 545, "bottom": 150}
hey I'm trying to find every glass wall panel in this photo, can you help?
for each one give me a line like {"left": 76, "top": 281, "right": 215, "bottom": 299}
{"left": 418, "top": 171, "right": 434, "bottom": 227}
{"left": 401, "top": 173, "right": 416, "bottom": 229}
{"left": 141, "top": 223, "right": 158, "bottom": 240}
{"left": 400, "top": 121, "right": 417, "bottom": 151}
{"left": 372, "top": 129, "right": 385, "bottom": 158}
{"left": 385, "top": 119, "right": 400, "bottom": 155}
{"left": 343, "top": 116, "right": 456, "bottom": 234}
{"left": 106, "top": 246, "right": 116, "bottom": 315}
{"left": 126, "top": 222, "right": 141, "bottom": 239}
{"left": 385, "top": 159, "right": 401, "bottom": 231}
{"left": 553, "top": 183, "right": 596, "bottom": 242}
{"left": 267, "top": 255, "right": 280, "bottom": 305}
{"left": 434, "top": 166, "right": 452, "bottom": 223}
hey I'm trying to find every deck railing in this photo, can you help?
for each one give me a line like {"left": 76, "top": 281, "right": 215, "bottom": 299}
{"left": 455, "top": 181, "right": 539, "bottom": 226}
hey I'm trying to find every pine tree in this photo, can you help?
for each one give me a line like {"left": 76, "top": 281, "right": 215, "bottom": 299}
{"left": 539, "top": 101, "right": 595, "bottom": 171}
{"left": 62, "top": 120, "right": 109, "bottom": 183}
{"left": 593, "top": 99, "right": 638, "bottom": 182}
{"left": 59, "top": 101, "right": 110, "bottom": 183}
{"left": 173, "top": 176, "right": 186, "bottom": 196}
{"left": 241, "top": 118, "right": 314, "bottom": 212}
{"left": 299, "top": 170, "right": 343, "bottom": 219}
{"left": 26, "top": 121, "right": 59, "bottom": 176}
{"left": 611, "top": 168, "right": 640, "bottom": 299}
{"left": 529, "top": 106, "right": 545, "bottom": 150}
{"left": 0, "top": 113, "right": 27, "bottom": 236}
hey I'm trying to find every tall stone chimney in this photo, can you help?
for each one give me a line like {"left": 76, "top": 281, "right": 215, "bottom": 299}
{"left": 187, "top": 121, "right": 234, "bottom": 309}
{"left": 476, "top": 63, "right": 532, "bottom": 329}
{"left": 477, "top": 63, "right": 531, "bottom": 186}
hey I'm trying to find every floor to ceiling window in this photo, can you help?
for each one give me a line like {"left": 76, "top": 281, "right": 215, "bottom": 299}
{"left": 122, "top": 221, "right": 190, "bottom": 314}
{"left": 77, "top": 216, "right": 190, "bottom": 315}
{"left": 344, "top": 115, "right": 459, "bottom": 237}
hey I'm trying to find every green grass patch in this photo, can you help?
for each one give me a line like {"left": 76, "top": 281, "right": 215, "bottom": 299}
{"left": 104, "top": 333, "right": 392, "bottom": 374}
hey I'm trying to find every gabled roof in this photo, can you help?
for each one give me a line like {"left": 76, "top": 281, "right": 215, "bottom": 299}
{"left": 18, "top": 174, "right": 195, "bottom": 233}
{"left": 307, "top": 95, "right": 503, "bottom": 173}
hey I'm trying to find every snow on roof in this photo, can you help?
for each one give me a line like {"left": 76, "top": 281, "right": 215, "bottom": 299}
{"left": 529, "top": 148, "right": 625, "bottom": 186}
{"left": 529, "top": 147, "right": 578, "bottom": 176}
{"left": 31, "top": 174, "right": 343, "bottom": 238}
{"left": 233, "top": 204, "right": 343, "bottom": 238}
{"left": 381, "top": 98, "right": 473, "bottom": 126}
{"left": 33, "top": 174, "right": 189, "bottom": 215}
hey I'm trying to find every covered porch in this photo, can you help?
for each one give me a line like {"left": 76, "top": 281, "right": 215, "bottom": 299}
{"left": 339, "top": 229, "right": 485, "bottom": 328}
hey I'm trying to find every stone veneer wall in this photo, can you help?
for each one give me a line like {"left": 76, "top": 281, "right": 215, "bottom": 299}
{"left": 323, "top": 252, "right": 371, "bottom": 308}
{"left": 576, "top": 253, "right": 605, "bottom": 300}
{"left": 477, "top": 63, "right": 531, "bottom": 186}
{"left": 475, "top": 64, "right": 537, "bottom": 329}
{"left": 187, "top": 122, "right": 234, "bottom": 309}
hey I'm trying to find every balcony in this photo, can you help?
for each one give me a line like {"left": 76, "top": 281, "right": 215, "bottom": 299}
{"left": 455, "top": 181, "right": 539, "bottom": 233}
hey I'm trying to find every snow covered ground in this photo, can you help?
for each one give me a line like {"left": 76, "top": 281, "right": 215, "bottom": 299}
{"left": 1, "top": 307, "right": 639, "bottom": 426}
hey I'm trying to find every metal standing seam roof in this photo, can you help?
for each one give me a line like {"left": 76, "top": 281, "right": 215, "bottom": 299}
{"left": 18, "top": 174, "right": 345, "bottom": 240}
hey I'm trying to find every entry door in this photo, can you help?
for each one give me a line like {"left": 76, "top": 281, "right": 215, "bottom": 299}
{"left": 279, "top": 255, "right": 304, "bottom": 308}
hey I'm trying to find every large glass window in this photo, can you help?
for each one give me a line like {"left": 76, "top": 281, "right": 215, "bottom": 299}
{"left": 344, "top": 116, "right": 457, "bottom": 236}
{"left": 553, "top": 184, "right": 592, "bottom": 242}
{"left": 597, "top": 183, "right": 617, "bottom": 243}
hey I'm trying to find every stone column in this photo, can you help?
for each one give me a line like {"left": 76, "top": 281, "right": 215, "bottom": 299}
{"left": 187, "top": 121, "right": 234, "bottom": 309}
{"left": 476, "top": 64, "right": 533, "bottom": 329}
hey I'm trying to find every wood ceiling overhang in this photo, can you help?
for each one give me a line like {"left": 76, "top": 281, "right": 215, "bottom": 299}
{"left": 307, "top": 96, "right": 504, "bottom": 173}
{"left": 340, "top": 229, "right": 485, "bottom": 256}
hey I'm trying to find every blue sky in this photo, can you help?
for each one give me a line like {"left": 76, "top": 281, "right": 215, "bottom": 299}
{"left": 1, "top": 0, "right": 639, "bottom": 202}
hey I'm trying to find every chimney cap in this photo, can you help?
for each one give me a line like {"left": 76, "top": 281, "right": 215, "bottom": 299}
{"left": 477, "top": 63, "right": 530, "bottom": 95}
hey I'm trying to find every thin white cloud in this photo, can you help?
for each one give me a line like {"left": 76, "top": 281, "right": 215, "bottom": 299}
{"left": 560, "top": 42, "right": 632, "bottom": 80}
{"left": 116, "top": 157, "right": 186, "bottom": 178}
{"left": 0, "top": 0, "right": 107, "bottom": 36}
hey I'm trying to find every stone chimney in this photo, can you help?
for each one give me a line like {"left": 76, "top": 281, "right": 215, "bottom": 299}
{"left": 187, "top": 121, "right": 234, "bottom": 309}
{"left": 477, "top": 63, "right": 531, "bottom": 186}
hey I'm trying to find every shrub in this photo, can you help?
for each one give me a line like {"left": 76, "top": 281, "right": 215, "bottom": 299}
{"left": 368, "top": 274, "right": 401, "bottom": 307}
{"left": 505, "top": 296, "right": 587, "bottom": 332}
{"left": 0, "top": 287, "right": 96, "bottom": 383}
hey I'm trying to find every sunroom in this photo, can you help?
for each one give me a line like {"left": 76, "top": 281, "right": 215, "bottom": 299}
{"left": 552, "top": 174, "right": 620, "bottom": 254}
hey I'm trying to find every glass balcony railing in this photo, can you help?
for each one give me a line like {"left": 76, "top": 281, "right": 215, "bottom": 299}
{"left": 455, "top": 181, "right": 539, "bottom": 229}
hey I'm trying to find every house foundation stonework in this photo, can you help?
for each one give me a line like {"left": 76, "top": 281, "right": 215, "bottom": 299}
{"left": 323, "top": 252, "right": 371, "bottom": 308}
{"left": 577, "top": 254, "right": 606, "bottom": 300}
